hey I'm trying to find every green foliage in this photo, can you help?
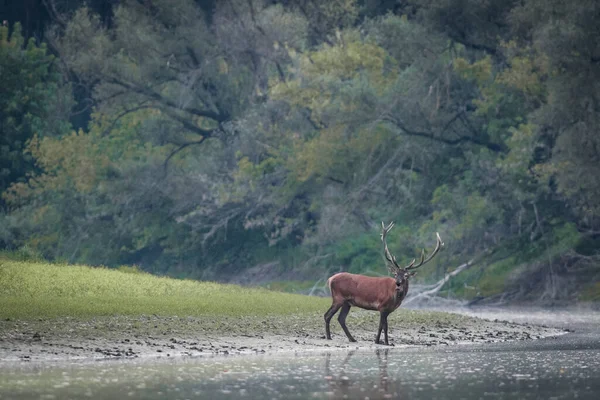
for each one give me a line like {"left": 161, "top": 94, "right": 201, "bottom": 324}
{"left": 427, "top": 184, "right": 501, "bottom": 246}
{"left": 454, "top": 56, "right": 493, "bottom": 86}
{"left": 328, "top": 231, "right": 383, "bottom": 274}
{"left": 2, "top": 111, "right": 185, "bottom": 267}
{"left": 508, "top": 0, "right": 600, "bottom": 225}
{"left": 0, "top": 245, "right": 45, "bottom": 263}
{"left": 443, "top": 222, "right": 584, "bottom": 300}
{"left": 540, "top": 223, "right": 581, "bottom": 260}
{"left": 1, "top": 0, "right": 598, "bottom": 302}
{"left": 0, "top": 22, "right": 72, "bottom": 206}
{"left": 449, "top": 256, "right": 518, "bottom": 299}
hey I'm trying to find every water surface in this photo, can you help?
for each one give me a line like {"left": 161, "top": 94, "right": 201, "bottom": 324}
{"left": 1, "top": 308, "right": 599, "bottom": 399}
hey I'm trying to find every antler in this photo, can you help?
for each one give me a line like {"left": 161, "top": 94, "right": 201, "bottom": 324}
{"left": 381, "top": 222, "right": 444, "bottom": 273}
{"left": 381, "top": 221, "right": 402, "bottom": 274}
{"left": 406, "top": 232, "right": 444, "bottom": 271}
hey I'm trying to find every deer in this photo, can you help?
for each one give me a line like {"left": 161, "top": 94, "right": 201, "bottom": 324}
{"left": 324, "top": 222, "right": 443, "bottom": 345}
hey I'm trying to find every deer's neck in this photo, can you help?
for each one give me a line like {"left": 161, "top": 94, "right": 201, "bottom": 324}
{"left": 395, "top": 280, "right": 409, "bottom": 303}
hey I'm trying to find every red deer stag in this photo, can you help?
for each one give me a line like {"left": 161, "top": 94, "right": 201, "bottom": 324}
{"left": 325, "top": 222, "right": 443, "bottom": 345}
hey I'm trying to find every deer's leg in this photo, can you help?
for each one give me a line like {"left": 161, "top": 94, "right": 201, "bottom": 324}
{"left": 375, "top": 312, "right": 385, "bottom": 344}
{"left": 383, "top": 312, "right": 390, "bottom": 345}
{"left": 337, "top": 302, "right": 356, "bottom": 342}
{"left": 324, "top": 303, "right": 342, "bottom": 340}
{"left": 376, "top": 312, "right": 390, "bottom": 345}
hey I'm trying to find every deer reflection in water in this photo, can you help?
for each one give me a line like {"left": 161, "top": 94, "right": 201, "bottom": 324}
{"left": 324, "top": 349, "right": 407, "bottom": 399}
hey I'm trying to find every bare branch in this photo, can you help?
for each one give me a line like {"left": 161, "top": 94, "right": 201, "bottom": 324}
{"left": 162, "top": 137, "right": 209, "bottom": 174}
{"left": 404, "top": 259, "right": 474, "bottom": 306}
{"left": 42, "top": 0, "right": 68, "bottom": 28}
{"left": 159, "top": 107, "right": 216, "bottom": 137}
{"left": 101, "top": 102, "right": 153, "bottom": 136}
{"left": 107, "top": 78, "right": 228, "bottom": 122}
{"left": 382, "top": 115, "right": 504, "bottom": 153}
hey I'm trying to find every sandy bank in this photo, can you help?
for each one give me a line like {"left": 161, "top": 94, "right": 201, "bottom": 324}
{"left": 0, "top": 309, "right": 566, "bottom": 364}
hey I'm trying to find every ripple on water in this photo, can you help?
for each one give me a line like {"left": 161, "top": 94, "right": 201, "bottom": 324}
{"left": 2, "top": 318, "right": 600, "bottom": 400}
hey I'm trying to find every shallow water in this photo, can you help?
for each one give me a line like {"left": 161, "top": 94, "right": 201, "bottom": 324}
{"left": 1, "top": 308, "right": 599, "bottom": 399}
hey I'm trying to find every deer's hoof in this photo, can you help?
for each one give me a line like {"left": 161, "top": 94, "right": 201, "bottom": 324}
{"left": 349, "top": 338, "right": 357, "bottom": 343}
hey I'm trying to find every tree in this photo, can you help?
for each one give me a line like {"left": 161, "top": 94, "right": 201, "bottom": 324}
{"left": 409, "top": 0, "right": 518, "bottom": 56}
{"left": 4, "top": 0, "right": 312, "bottom": 270}
{"left": 0, "top": 22, "right": 72, "bottom": 208}
{"left": 2, "top": 111, "right": 192, "bottom": 267}
{"left": 2, "top": 0, "right": 598, "bottom": 299}
{"left": 509, "top": 0, "right": 600, "bottom": 230}
{"left": 232, "top": 13, "right": 510, "bottom": 252}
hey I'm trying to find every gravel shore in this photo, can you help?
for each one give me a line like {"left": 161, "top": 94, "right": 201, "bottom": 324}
{"left": 0, "top": 309, "right": 566, "bottom": 364}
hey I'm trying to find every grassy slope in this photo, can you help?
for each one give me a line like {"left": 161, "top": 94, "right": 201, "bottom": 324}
{"left": 3, "top": 258, "right": 556, "bottom": 355}
{"left": 0, "top": 257, "right": 479, "bottom": 348}
{"left": 0, "top": 259, "right": 331, "bottom": 320}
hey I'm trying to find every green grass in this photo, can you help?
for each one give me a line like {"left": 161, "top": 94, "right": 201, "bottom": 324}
{"left": 0, "top": 259, "right": 330, "bottom": 320}
{"left": 0, "top": 258, "right": 497, "bottom": 350}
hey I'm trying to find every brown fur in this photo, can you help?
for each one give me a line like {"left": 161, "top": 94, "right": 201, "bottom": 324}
{"left": 327, "top": 273, "right": 407, "bottom": 312}
{"left": 325, "top": 229, "right": 442, "bottom": 345}
{"left": 325, "top": 272, "right": 410, "bottom": 345}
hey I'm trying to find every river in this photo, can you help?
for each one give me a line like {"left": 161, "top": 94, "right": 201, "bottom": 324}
{"left": 1, "top": 307, "right": 599, "bottom": 399}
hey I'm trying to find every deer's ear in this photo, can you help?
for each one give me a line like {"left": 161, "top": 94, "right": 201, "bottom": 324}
{"left": 408, "top": 271, "right": 417, "bottom": 278}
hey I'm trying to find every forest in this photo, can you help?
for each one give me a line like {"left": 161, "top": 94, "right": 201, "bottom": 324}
{"left": 1, "top": 0, "right": 599, "bottom": 305}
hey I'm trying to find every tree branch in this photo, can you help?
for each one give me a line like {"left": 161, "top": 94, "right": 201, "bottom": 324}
{"left": 162, "top": 137, "right": 209, "bottom": 174}
{"left": 107, "top": 78, "right": 228, "bottom": 122}
{"left": 326, "top": 176, "right": 345, "bottom": 184}
{"left": 383, "top": 115, "right": 504, "bottom": 152}
{"left": 159, "top": 107, "right": 216, "bottom": 137}
{"left": 185, "top": 46, "right": 200, "bottom": 67}
{"left": 246, "top": 0, "right": 267, "bottom": 36}
{"left": 42, "top": 0, "right": 67, "bottom": 28}
{"left": 403, "top": 259, "right": 475, "bottom": 306}
{"left": 101, "top": 102, "right": 153, "bottom": 136}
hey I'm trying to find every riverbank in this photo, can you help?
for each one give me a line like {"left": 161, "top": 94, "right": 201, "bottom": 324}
{"left": 0, "top": 309, "right": 566, "bottom": 364}
{"left": 2, "top": 312, "right": 597, "bottom": 400}
{"left": 0, "top": 259, "right": 567, "bottom": 364}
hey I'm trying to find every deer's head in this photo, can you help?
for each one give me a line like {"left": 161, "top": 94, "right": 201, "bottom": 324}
{"left": 380, "top": 222, "right": 444, "bottom": 289}
{"left": 391, "top": 269, "right": 413, "bottom": 291}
